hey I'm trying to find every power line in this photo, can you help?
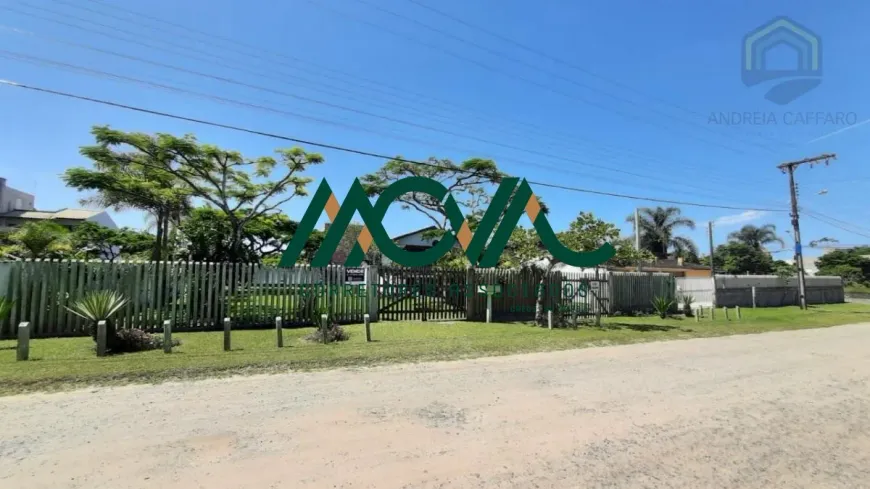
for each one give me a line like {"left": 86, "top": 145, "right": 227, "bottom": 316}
{"left": 20, "top": 0, "right": 785, "bottom": 194}
{"left": 804, "top": 213, "right": 870, "bottom": 240}
{"left": 4, "top": 3, "right": 774, "bottom": 193}
{"left": 305, "top": 0, "right": 781, "bottom": 156}
{"left": 348, "top": 0, "right": 788, "bottom": 152}
{"left": 0, "top": 46, "right": 753, "bottom": 199}
{"left": 2, "top": 48, "right": 787, "bottom": 209}
{"left": 802, "top": 208, "right": 870, "bottom": 236}
{"left": 0, "top": 78, "right": 789, "bottom": 212}
{"left": 401, "top": 0, "right": 795, "bottom": 149}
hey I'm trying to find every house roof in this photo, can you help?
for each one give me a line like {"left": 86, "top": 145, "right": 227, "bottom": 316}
{"left": 0, "top": 208, "right": 103, "bottom": 220}
{"left": 391, "top": 225, "right": 439, "bottom": 241}
{"left": 643, "top": 259, "right": 711, "bottom": 270}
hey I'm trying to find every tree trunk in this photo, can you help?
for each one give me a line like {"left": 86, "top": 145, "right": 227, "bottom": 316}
{"left": 161, "top": 212, "right": 170, "bottom": 260}
{"left": 152, "top": 211, "right": 164, "bottom": 262}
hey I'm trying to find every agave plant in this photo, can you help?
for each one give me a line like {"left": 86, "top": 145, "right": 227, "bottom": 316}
{"left": 66, "top": 291, "right": 129, "bottom": 348}
{"left": 651, "top": 295, "right": 676, "bottom": 319}
{"left": 680, "top": 295, "right": 695, "bottom": 317}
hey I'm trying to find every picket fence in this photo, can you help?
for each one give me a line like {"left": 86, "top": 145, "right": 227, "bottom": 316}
{"left": 0, "top": 260, "right": 679, "bottom": 338}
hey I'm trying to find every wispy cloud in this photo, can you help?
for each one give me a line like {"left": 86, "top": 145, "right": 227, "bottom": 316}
{"left": 714, "top": 210, "right": 767, "bottom": 227}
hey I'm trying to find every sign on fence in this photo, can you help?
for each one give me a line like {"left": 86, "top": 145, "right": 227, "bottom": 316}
{"left": 344, "top": 267, "right": 366, "bottom": 284}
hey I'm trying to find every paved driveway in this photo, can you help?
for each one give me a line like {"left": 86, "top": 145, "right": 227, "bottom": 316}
{"left": 2, "top": 323, "right": 870, "bottom": 488}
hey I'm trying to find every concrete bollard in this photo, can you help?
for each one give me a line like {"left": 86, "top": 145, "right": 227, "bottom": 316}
{"left": 223, "top": 317, "right": 231, "bottom": 351}
{"left": 163, "top": 320, "right": 172, "bottom": 353}
{"left": 751, "top": 286, "right": 757, "bottom": 308}
{"left": 364, "top": 313, "right": 371, "bottom": 342}
{"left": 276, "top": 316, "right": 283, "bottom": 348}
{"left": 695, "top": 309, "right": 700, "bottom": 323}
{"left": 711, "top": 306, "right": 716, "bottom": 320}
{"left": 321, "top": 314, "right": 329, "bottom": 344}
{"left": 16, "top": 322, "right": 30, "bottom": 361}
{"left": 724, "top": 307, "right": 730, "bottom": 321}
{"left": 736, "top": 306, "right": 742, "bottom": 320}
{"left": 547, "top": 310, "right": 553, "bottom": 330}
{"left": 96, "top": 320, "right": 107, "bottom": 357}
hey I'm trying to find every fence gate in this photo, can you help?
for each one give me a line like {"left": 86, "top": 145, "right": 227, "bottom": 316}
{"left": 377, "top": 267, "right": 467, "bottom": 321}
{"left": 557, "top": 271, "right": 610, "bottom": 324}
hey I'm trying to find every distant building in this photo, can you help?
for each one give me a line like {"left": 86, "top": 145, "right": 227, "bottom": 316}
{"left": 392, "top": 225, "right": 441, "bottom": 252}
{"left": 610, "top": 258, "right": 713, "bottom": 278}
{"left": 0, "top": 178, "right": 116, "bottom": 232}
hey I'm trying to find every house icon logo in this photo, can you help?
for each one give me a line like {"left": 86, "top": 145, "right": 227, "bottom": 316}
{"left": 742, "top": 17, "right": 821, "bottom": 105}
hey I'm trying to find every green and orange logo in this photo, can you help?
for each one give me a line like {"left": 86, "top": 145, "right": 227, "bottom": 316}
{"left": 279, "top": 177, "right": 614, "bottom": 268}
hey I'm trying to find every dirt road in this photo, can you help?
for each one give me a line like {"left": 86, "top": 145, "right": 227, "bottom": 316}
{"left": 3, "top": 324, "right": 870, "bottom": 488}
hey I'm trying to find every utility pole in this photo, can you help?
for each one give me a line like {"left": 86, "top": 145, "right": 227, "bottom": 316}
{"left": 635, "top": 208, "right": 642, "bottom": 271}
{"left": 778, "top": 153, "right": 837, "bottom": 310}
{"left": 708, "top": 221, "right": 716, "bottom": 307}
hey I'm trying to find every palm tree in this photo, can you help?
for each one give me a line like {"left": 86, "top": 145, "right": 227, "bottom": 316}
{"left": 626, "top": 207, "right": 697, "bottom": 260}
{"left": 728, "top": 224, "right": 784, "bottom": 250}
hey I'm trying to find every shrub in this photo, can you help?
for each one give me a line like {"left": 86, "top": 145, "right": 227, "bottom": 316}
{"left": 305, "top": 305, "right": 349, "bottom": 343}
{"left": 66, "top": 290, "right": 129, "bottom": 351}
{"left": 680, "top": 295, "right": 695, "bottom": 316}
{"left": 114, "top": 328, "right": 182, "bottom": 353}
{"left": 651, "top": 296, "right": 675, "bottom": 319}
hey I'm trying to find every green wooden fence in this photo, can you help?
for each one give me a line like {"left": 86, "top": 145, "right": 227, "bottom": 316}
{"left": 0, "top": 260, "right": 677, "bottom": 338}
{"left": 0, "top": 260, "right": 377, "bottom": 338}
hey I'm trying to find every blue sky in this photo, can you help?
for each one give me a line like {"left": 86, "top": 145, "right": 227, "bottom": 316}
{"left": 1, "top": 0, "right": 869, "bottom": 258}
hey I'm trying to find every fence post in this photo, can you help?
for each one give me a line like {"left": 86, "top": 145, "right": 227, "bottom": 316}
{"left": 547, "top": 310, "right": 553, "bottom": 330}
{"left": 96, "top": 320, "right": 107, "bottom": 357}
{"left": 486, "top": 292, "right": 492, "bottom": 323}
{"left": 751, "top": 286, "right": 757, "bottom": 308}
{"left": 163, "top": 319, "right": 172, "bottom": 353}
{"left": 711, "top": 306, "right": 716, "bottom": 320}
{"left": 276, "top": 316, "right": 283, "bottom": 348}
{"left": 364, "top": 313, "right": 371, "bottom": 342}
{"left": 16, "top": 322, "right": 30, "bottom": 361}
{"left": 695, "top": 310, "right": 700, "bottom": 323}
{"left": 321, "top": 314, "right": 329, "bottom": 344}
{"left": 366, "top": 266, "right": 378, "bottom": 322}
{"left": 736, "top": 306, "right": 741, "bottom": 320}
{"left": 723, "top": 307, "right": 729, "bottom": 321}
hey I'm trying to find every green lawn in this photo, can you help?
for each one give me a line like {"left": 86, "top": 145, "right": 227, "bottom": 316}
{"left": 1, "top": 303, "right": 868, "bottom": 395}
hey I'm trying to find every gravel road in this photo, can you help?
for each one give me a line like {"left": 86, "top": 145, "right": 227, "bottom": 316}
{"left": 2, "top": 323, "right": 870, "bottom": 489}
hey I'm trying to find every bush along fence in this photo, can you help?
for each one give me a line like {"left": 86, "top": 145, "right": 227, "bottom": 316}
{"left": 0, "top": 260, "right": 678, "bottom": 339}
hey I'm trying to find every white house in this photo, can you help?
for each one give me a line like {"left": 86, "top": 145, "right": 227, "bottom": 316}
{"left": 0, "top": 178, "right": 117, "bottom": 232}
{"left": 392, "top": 225, "right": 441, "bottom": 252}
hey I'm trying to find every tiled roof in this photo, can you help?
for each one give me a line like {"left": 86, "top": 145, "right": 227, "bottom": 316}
{"left": 0, "top": 208, "right": 102, "bottom": 220}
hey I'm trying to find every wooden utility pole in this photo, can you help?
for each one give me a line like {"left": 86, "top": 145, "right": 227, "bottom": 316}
{"left": 708, "top": 221, "right": 716, "bottom": 308}
{"left": 778, "top": 154, "right": 837, "bottom": 310}
{"left": 635, "top": 208, "right": 642, "bottom": 272}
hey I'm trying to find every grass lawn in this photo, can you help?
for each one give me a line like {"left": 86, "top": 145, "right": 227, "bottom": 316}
{"left": 1, "top": 303, "right": 868, "bottom": 395}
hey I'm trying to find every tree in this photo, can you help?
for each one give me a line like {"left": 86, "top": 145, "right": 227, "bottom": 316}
{"left": 70, "top": 222, "right": 155, "bottom": 262}
{"left": 707, "top": 242, "right": 774, "bottom": 275}
{"left": 65, "top": 131, "right": 191, "bottom": 261}
{"left": 817, "top": 247, "right": 870, "bottom": 285}
{"left": 7, "top": 221, "right": 72, "bottom": 259}
{"left": 329, "top": 222, "right": 383, "bottom": 265}
{"left": 78, "top": 126, "right": 322, "bottom": 262}
{"left": 727, "top": 224, "right": 785, "bottom": 250}
{"left": 361, "top": 156, "right": 504, "bottom": 230}
{"left": 177, "top": 207, "right": 323, "bottom": 263}
{"left": 626, "top": 207, "right": 697, "bottom": 259}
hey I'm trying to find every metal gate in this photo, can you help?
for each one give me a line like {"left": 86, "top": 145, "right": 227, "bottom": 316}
{"left": 377, "top": 267, "right": 467, "bottom": 321}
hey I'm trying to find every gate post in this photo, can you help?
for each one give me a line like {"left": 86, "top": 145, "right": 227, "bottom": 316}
{"left": 367, "top": 266, "right": 379, "bottom": 322}
{"left": 466, "top": 267, "right": 476, "bottom": 320}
